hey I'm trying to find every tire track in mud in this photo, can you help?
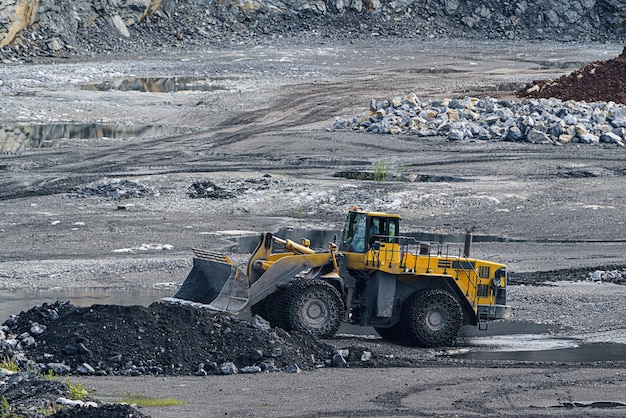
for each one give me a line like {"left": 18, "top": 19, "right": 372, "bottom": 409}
{"left": 1, "top": 69, "right": 625, "bottom": 200}
{"left": 292, "top": 368, "right": 626, "bottom": 417}
{"left": 0, "top": 77, "right": 363, "bottom": 200}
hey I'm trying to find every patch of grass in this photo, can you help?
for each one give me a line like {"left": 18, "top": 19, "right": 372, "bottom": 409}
{"left": 38, "top": 401, "right": 59, "bottom": 416}
{"left": 373, "top": 161, "right": 390, "bottom": 181}
{"left": 67, "top": 378, "right": 89, "bottom": 401}
{"left": 0, "top": 357, "right": 19, "bottom": 373}
{"left": 292, "top": 207, "right": 304, "bottom": 219}
{"left": 117, "top": 393, "right": 185, "bottom": 408}
{"left": 1, "top": 396, "right": 9, "bottom": 417}
{"left": 43, "top": 370, "right": 55, "bottom": 381}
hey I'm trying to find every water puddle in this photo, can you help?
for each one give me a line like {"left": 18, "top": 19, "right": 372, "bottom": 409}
{"left": 334, "top": 171, "right": 466, "bottom": 182}
{"left": 0, "top": 123, "right": 187, "bottom": 153}
{"left": 405, "top": 68, "right": 469, "bottom": 74}
{"left": 453, "top": 321, "right": 626, "bottom": 362}
{"left": 0, "top": 287, "right": 174, "bottom": 323}
{"left": 81, "top": 76, "right": 231, "bottom": 93}
{"left": 555, "top": 401, "right": 626, "bottom": 409}
{"left": 535, "top": 60, "right": 589, "bottom": 70}
{"left": 454, "top": 340, "right": 626, "bottom": 362}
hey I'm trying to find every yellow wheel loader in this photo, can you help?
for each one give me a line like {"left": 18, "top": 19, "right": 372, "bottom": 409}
{"left": 166, "top": 209, "right": 508, "bottom": 347}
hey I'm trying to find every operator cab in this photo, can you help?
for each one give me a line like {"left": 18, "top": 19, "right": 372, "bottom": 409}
{"left": 340, "top": 210, "right": 400, "bottom": 253}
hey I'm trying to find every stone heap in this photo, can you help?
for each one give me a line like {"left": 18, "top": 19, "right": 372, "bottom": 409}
{"left": 333, "top": 95, "right": 626, "bottom": 146}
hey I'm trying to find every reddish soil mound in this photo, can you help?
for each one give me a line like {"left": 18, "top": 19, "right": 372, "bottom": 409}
{"left": 518, "top": 46, "right": 626, "bottom": 105}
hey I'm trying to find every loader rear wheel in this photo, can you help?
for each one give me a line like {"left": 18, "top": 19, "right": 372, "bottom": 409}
{"left": 402, "top": 288, "right": 463, "bottom": 347}
{"left": 285, "top": 280, "right": 344, "bottom": 338}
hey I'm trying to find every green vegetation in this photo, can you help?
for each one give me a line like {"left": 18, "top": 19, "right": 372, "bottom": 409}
{"left": 66, "top": 378, "right": 89, "bottom": 401}
{"left": 373, "top": 161, "right": 391, "bottom": 181}
{"left": 292, "top": 207, "right": 304, "bottom": 219}
{"left": 0, "top": 396, "right": 10, "bottom": 418}
{"left": 117, "top": 393, "right": 185, "bottom": 407}
{"left": 38, "top": 401, "right": 59, "bottom": 416}
{"left": 0, "top": 357, "right": 19, "bottom": 373}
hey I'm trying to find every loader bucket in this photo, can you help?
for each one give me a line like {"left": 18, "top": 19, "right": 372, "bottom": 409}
{"left": 170, "top": 250, "right": 250, "bottom": 312}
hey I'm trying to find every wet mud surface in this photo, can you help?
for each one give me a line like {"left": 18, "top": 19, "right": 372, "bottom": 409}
{"left": 1, "top": 39, "right": 626, "bottom": 417}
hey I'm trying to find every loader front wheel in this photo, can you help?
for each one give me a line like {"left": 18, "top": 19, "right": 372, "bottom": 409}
{"left": 285, "top": 280, "right": 344, "bottom": 338}
{"left": 402, "top": 288, "right": 463, "bottom": 347}
{"left": 375, "top": 323, "right": 406, "bottom": 342}
{"left": 250, "top": 291, "right": 284, "bottom": 328}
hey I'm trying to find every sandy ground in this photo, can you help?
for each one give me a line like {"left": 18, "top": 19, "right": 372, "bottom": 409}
{"left": 2, "top": 38, "right": 626, "bottom": 416}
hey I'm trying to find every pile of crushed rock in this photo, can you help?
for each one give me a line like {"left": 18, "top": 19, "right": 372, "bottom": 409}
{"left": 334, "top": 95, "right": 626, "bottom": 145}
{"left": 587, "top": 269, "right": 626, "bottom": 285}
{"left": 518, "top": 46, "right": 626, "bottom": 105}
{"left": 0, "top": 370, "right": 147, "bottom": 417}
{"left": 0, "top": 301, "right": 378, "bottom": 378}
{"left": 69, "top": 178, "right": 159, "bottom": 200}
{"left": 335, "top": 48, "right": 626, "bottom": 145}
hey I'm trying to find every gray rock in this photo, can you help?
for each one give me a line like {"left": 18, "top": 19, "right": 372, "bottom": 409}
{"left": 563, "top": 114, "right": 578, "bottom": 125}
{"left": 47, "top": 363, "right": 71, "bottom": 375}
{"left": 611, "top": 116, "right": 626, "bottom": 128}
{"left": 63, "top": 345, "right": 79, "bottom": 355}
{"left": 270, "top": 346, "right": 283, "bottom": 358}
{"left": 241, "top": 365, "right": 262, "bottom": 373}
{"left": 575, "top": 133, "right": 599, "bottom": 144}
{"left": 331, "top": 352, "right": 347, "bottom": 367}
{"left": 447, "top": 128, "right": 465, "bottom": 141}
{"left": 76, "top": 363, "right": 95, "bottom": 375}
{"left": 251, "top": 315, "right": 271, "bottom": 331}
{"left": 2, "top": 338, "right": 18, "bottom": 350}
{"left": 527, "top": 129, "right": 552, "bottom": 144}
{"left": 506, "top": 126, "right": 524, "bottom": 141}
{"left": 77, "top": 342, "right": 92, "bottom": 356}
{"left": 285, "top": 364, "right": 301, "bottom": 373}
{"left": 249, "top": 349, "right": 264, "bottom": 361}
{"left": 107, "top": 354, "right": 123, "bottom": 363}
{"left": 600, "top": 132, "right": 622, "bottom": 144}
{"left": 218, "top": 361, "right": 238, "bottom": 375}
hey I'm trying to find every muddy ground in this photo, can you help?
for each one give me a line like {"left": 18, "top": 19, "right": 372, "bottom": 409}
{"left": 1, "top": 38, "right": 626, "bottom": 416}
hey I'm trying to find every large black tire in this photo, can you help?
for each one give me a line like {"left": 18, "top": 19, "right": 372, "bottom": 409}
{"left": 250, "top": 290, "right": 284, "bottom": 328}
{"left": 375, "top": 323, "right": 406, "bottom": 342}
{"left": 401, "top": 288, "right": 463, "bottom": 347}
{"left": 283, "top": 279, "right": 345, "bottom": 338}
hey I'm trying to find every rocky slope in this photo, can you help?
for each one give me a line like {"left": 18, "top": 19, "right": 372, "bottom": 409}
{"left": 1, "top": 0, "right": 626, "bottom": 61}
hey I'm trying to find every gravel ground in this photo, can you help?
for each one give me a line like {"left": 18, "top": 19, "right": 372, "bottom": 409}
{"left": 1, "top": 38, "right": 626, "bottom": 417}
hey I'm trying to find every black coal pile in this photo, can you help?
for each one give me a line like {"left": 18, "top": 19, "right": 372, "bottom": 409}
{"left": 187, "top": 181, "right": 235, "bottom": 199}
{"left": 1, "top": 301, "right": 336, "bottom": 377}
{"left": 187, "top": 176, "right": 277, "bottom": 199}
{"left": 69, "top": 178, "right": 158, "bottom": 200}
{"left": 0, "top": 371, "right": 147, "bottom": 418}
